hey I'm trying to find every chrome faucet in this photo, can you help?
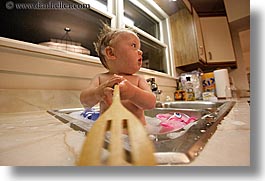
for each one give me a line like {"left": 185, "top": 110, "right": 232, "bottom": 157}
{"left": 146, "top": 78, "right": 157, "bottom": 92}
{"left": 146, "top": 78, "right": 162, "bottom": 101}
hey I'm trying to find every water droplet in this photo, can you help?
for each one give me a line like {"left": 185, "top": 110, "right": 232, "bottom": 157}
{"left": 200, "top": 129, "right": 206, "bottom": 133}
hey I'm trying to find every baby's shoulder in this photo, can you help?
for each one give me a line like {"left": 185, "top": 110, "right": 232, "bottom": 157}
{"left": 88, "top": 73, "right": 109, "bottom": 86}
{"left": 125, "top": 74, "right": 141, "bottom": 81}
{"left": 97, "top": 73, "right": 112, "bottom": 83}
{"left": 133, "top": 74, "right": 145, "bottom": 82}
{"left": 125, "top": 74, "right": 145, "bottom": 86}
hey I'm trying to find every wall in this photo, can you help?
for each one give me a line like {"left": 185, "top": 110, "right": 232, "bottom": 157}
{"left": 0, "top": 37, "right": 177, "bottom": 112}
{"left": 239, "top": 29, "right": 250, "bottom": 75}
{"left": 229, "top": 28, "right": 250, "bottom": 92}
{"left": 224, "top": 0, "right": 250, "bottom": 23}
{"left": 223, "top": 0, "right": 250, "bottom": 93}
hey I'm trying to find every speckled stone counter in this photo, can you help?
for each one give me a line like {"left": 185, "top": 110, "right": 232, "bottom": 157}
{"left": 182, "top": 98, "right": 250, "bottom": 166}
{"left": 0, "top": 99, "right": 250, "bottom": 166}
{"left": 0, "top": 111, "right": 85, "bottom": 166}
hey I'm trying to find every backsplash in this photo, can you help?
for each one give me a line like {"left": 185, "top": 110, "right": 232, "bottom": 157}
{"left": 0, "top": 89, "right": 82, "bottom": 113}
{"left": 0, "top": 38, "right": 177, "bottom": 113}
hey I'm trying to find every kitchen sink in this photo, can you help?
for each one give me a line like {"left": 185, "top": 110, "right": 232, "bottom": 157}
{"left": 47, "top": 100, "right": 235, "bottom": 165}
{"left": 156, "top": 101, "right": 224, "bottom": 110}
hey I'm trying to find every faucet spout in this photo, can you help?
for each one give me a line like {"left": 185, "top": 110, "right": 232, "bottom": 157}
{"left": 146, "top": 78, "right": 158, "bottom": 92}
{"left": 146, "top": 78, "right": 162, "bottom": 101}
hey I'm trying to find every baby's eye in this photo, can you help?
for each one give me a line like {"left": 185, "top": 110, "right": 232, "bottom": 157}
{"left": 131, "top": 43, "right": 136, "bottom": 48}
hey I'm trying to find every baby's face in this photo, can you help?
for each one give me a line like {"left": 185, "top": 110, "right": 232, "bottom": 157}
{"left": 110, "top": 31, "right": 143, "bottom": 75}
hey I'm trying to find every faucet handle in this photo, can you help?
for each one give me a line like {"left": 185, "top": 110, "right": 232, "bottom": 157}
{"left": 151, "top": 83, "right": 158, "bottom": 92}
{"left": 153, "top": 89, "right": 162, "bottom": 94}
{"left": 146, "top": 77, "right": 158, "bottom": 92}
{"left": 146, "top": 77, "right": 155, "bottom": 83}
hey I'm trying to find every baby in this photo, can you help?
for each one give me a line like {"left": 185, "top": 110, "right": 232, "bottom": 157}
{"left": 80, "top": 24, "right": 156, "bottom": 125}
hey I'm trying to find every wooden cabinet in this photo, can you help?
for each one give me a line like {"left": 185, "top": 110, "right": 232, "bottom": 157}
{"left": 170, "top": 0, "right": 198, "bottom": 67}
{"left": 192, "top": 8, "right": 206, "bottom": 63}
{"left": 200, "top": 16, "right": 236, "bottom": 63}
{"left": 170, "top": 1, "right": 236, "bottom": 71}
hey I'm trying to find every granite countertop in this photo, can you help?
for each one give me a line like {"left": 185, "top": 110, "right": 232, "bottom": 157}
{"left": 0, "top": 111, "right": 86, "bottom": 166}
{"left": 183, "top": 98, "right": 250, "bottom": 166}
{"left": 0, "top": 99, "right": 250, "bottom": 166}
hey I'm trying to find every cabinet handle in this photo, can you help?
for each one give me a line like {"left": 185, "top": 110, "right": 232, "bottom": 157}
{"left": 199, "top": 46, "right": 204, "bottom": 55}
{"left": 208, "top": 52, "right": 212, "bottom": 60}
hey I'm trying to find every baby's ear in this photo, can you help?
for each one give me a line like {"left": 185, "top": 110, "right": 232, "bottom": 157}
{"left": 105, "top": 46, "right": 116, "bottom": 59}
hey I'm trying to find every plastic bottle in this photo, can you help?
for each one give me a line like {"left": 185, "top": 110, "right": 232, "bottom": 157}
{"left": 185, "top": 76, "right": 195, "bottom": 101}
{"left": 174, "top": 79, "right": 185, "bottom": 101}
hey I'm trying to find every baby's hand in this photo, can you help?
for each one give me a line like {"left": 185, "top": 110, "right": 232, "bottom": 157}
{"left": 98, "top": 74, "right": 124, "bottom": 105}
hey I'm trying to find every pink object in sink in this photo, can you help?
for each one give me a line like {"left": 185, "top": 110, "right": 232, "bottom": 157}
{"left": 156, "top": 112, "right": 197, "bottom": 134}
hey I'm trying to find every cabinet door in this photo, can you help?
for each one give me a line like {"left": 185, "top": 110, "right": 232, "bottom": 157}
{"left": 200, "top": 16, "right": 236, "bottom": 63}
{"left": 192, "top": 8, "right": 206, "bottom": 63}
{"left": 170, "top": 0, "right": 198, "bottom": 67}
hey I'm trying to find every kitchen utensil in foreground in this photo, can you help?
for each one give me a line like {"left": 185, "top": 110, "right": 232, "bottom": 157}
{"left": 77, "top": 85, "right": 156, "bottom": 166}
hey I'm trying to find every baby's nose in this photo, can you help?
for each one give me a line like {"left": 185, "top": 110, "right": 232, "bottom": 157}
{"left": 138, "top": 49, "right": 143, "bottom": 55}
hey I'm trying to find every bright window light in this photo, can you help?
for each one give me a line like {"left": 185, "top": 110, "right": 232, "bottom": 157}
{"left": 79, "top": 0, "right": 107, "bottom": 11}
{"left": 124, "top": 16, "right": 134, "bottom": 26}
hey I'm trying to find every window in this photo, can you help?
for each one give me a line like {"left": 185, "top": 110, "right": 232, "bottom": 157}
{"left": 80, "top": 0, "right": 108, "bottom": 12}
{"left": 124, "top": 0, "right": 160, "bottom": 39}
{"left": 123, "top": 0, "right": 172, "bottom": 74}
{"left": 1, "top": 0, "right": 173, "bottom": 75}
{"left": 138, "top": 34, "right": 166, "bottom": 73}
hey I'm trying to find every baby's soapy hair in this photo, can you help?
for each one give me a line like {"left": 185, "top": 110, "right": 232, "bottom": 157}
{"left": 94, "top": 22, "right": 136, "bottom": 69}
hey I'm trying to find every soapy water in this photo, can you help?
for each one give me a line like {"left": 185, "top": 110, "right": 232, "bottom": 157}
{"left": 104, "top": 113, "right": 198, "bottom": 150}
{"left": 145, "top": 112, "right": 198, "bottom": 140}
{"left": 69, "top": 108, "right": 197, "bottom": 140}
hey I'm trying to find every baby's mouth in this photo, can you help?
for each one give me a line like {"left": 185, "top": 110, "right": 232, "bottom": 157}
{"left": 138, "top": 58, "right": 142, "bottom": 65}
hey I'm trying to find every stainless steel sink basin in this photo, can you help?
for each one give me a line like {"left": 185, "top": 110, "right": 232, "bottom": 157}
{"left": 145, "top": 108, "right": 207, "bottom": 119}
{"left": 156, "top": 100, "right": 224, "bottom": 111}
{"left": 143, "top": 100, "right": 235, "bottom": 164}
{"left": 47, "top": 100, "right": 235, "bottom": 165}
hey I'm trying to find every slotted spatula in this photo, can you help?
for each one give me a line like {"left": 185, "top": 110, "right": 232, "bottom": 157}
{"left": 77, "top": 84, "right": 156, "bottom": 166}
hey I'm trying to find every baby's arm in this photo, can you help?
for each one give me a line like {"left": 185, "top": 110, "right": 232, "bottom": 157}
{"left": 80, "top": 74, "right": 123, "bottom": 107}
{"left": 119, "top": 76, "right": 156, "bottom": 110}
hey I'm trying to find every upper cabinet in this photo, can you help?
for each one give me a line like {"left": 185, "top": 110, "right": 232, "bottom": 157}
{"left": 170, "top": 0, "right": 236, "bottom": 71}
{"left": 200, "top": 16, "right": 236, "bottom": 63}
{"left": 170, "top": 0, "right": 199, "bottom": 67}
{"left": 192, "top": 7, "right": 206, "bottom": 63}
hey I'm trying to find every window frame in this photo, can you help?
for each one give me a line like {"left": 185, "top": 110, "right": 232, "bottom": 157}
{"left": 74, "top": 0, "right": 176, "bottom": 76}
{"left": 123, "top": 0, "right": 175, "bottom": 76}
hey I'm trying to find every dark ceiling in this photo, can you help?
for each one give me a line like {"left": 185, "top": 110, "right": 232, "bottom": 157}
{"left": 154, "top": 0, "right": 226, "bottom": 17}
{"left": 189, "top": 0, "right": 226, "bottom": 16}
